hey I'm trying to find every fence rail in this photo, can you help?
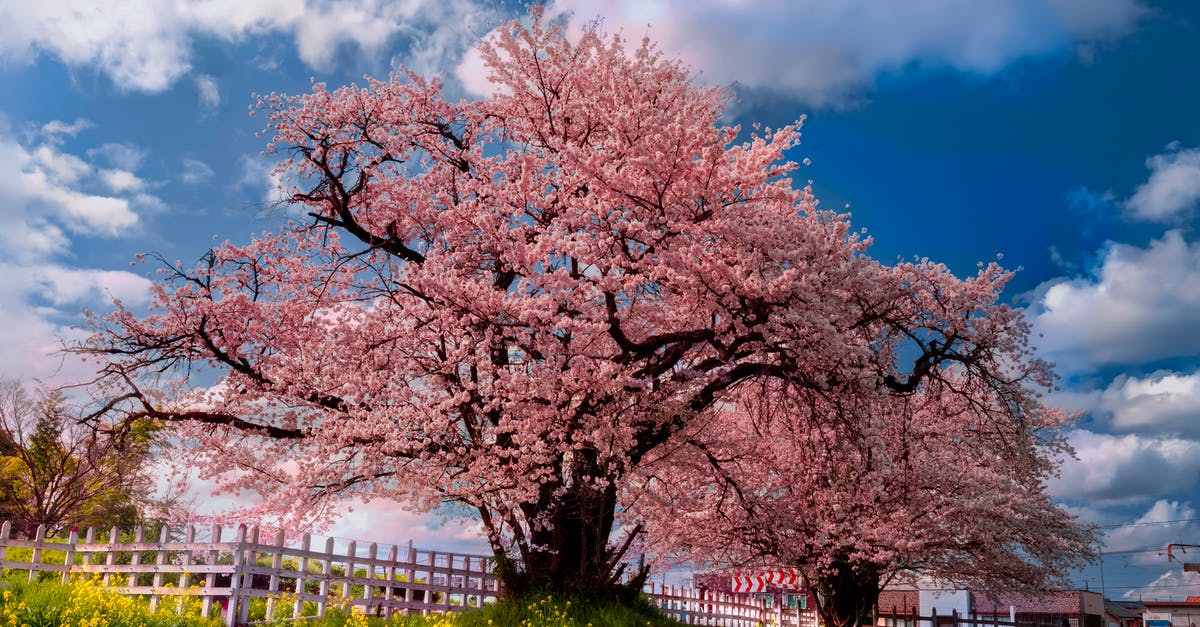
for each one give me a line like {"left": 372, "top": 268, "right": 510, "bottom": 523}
{"left": 0, "top": 520, "right": 816, "bottom": 627}
{"left": 0, "top": 521, "right": 500, "bottom": 626}
{"left": 649, "top": 583, "right": 818, "bottom": 627}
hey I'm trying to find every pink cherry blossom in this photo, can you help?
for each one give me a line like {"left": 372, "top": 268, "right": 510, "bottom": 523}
{"left": 76, "top": 11, "right": 1089, "bottom": 596}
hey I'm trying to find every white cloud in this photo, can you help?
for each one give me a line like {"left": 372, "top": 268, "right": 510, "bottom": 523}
{"left": 23, "top": 265, "right": 153, "bottom": 308}
{"left": 40, "top": 118, "right": 92, "bottom": 142}
{"left": 87, "top": 142, "right": 145, "bottom": 171}
{"left": 100, "top": 168, "right": 146, "bottom": 193}
{"left": 0, "top": 0, "right": 492, "bottom": 92}
{"left": 0, "top": 120, "right": 157, "bottom": 385}
{"left": 1122, "top": 568, "right": 1200, "bottom": 601}
{"left": 1030, "top": 231, "right": 1200, "bottom": 369}
{"left": 166, "top": 461, "right": 489, "bottom": 553}
{"left": 0, "top": 131, "right": 142, "bottom": 240}
{"left": 194, "top": 73, "right": 220, "bottom": 108}
{"left": 238, "top": 154, "right": 291, "bottom": 211}
{"left": 2, "top": 1, "right": 1144, "bottom": 101}
{"left": 324, "top": 499, "right": 489, "bottom": 555}
{"left": 0, "top": 264, "right": 152, "bottom": 385}
{"left": 181, "top": 158, "right": 214, "bottom": 184}
{"left": 470, "top": 0, "right": 1148, "bottom": 105}
{"left": 1050, "top": 430, "right": 1200, "bottom": 504}
{"left": 1104, "top": 500, "right": 1199, "bottom": 553}
{"left": 1124, "top": 142, "right": 1200, "bottom": 223}
{"left": 1095, "top": 370, "right": 1200, "bottom": 437}
{"left": 31, "top": 144, "right": 90, "bottom": 184}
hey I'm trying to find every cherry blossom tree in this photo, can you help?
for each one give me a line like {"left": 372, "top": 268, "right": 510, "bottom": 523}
{"left": 77, "top": 13, "right": 1065, "bottom": 596}
{"left": 629, "top": 371, "right": 1096, "bottom": 626}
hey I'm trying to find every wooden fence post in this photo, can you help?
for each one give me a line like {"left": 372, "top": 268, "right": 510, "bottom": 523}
{"left": 318, "top": 536, "right": 334, "bottom": 617}
{"left": 103, "top": 526, "right": 118, "bottom": 587}
{"left": 0, "top": 521, "right": 9, "bottom": 574}
{"left": 405, "top": 540, "right": 416, "bottom": 607}
{"left": 27, "top": 524, "right": 46, "bottom": 583}
{"left": 84, "top": 527, "right": 96, "bottom": 569}
{"left": 61, "top": 527, "right": 78, "bottom": 584}
{"left": 383, "top": 544, "right": 398, "bottom": 617}
{"left": 150, "top": 525, "right": 169, "bottom": 612}
{"left": 128, "top": 525, "right": 144, "bottom": 589}
{"left": 177, "top": 525, "right": 195, "bottom": 616}
{"left": 238, "top": 526, "right": 259, "bottom": 625}
{"left": 425, "top": 550, "right": 436, "bottom": 615}
{"left": 266, "top": 529, "right": 285, "bottom": 620}
{"left": 201, "top": 524, "right": 221, "bottom": 620}
{"left": 225, "top": 524, "right": 247, "bottom": 627}
{"left": 365, "top": 542, "right": 379, "bottom": 614}
{"left": 294, "top": 533, "right": 311, "bottom": 619}
{"left": 343, "top": 539, "right": 357, "bottom": 610}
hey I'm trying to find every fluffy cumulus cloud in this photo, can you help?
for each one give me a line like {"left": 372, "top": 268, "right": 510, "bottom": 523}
{"left": 0, "top": 120, "right": 154, "bottom": 383}
{"left": 0, "top": 127, "right": 143, "bottom": 248}
{"left": 0, "top": 263, "right": 153, "bottom": 384}
{"left": 1050, "top": 430, "right": 1200, "bottom": 504}
{"left": 3, "top": 1, "right": 1147, "bottom": 102}
{"left": 1104, "top": 500, "right": 1200, "bottom": 555}
{"left": 1123, "top": 568, "right": 1200, "bottom": 601}
{"left": 455, "top": 0, "right": 1145, "bottom": 104}
{"left": 1124, "top": 142, "right": 1200, "bottom": 223}
{"left": 1030, "top": 231, "right": 1200, "bottom": 369}
{"left": 0, "top": 0, "right": 492, "bottom": 92}
{"left": 1095, "top": 370, "right": 1200, "bottom": 438}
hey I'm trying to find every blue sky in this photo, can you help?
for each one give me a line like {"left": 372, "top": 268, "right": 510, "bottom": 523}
{"left": 0, "top": 0, "right": 1197, "bottom": 600}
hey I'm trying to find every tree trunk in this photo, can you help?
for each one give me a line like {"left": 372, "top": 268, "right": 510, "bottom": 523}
{"left": 489, "top": 471, "right": 647, "bottom": 600}
{"left": 813, "top": 559, "right": 883, "bottom": 627}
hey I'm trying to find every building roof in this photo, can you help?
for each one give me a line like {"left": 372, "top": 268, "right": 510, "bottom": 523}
{"left": 1105, "top": 600, "right": 1145, "bottom": 620}
{"left": 1143, "top": 600, "right": 1200, "bottom": 608}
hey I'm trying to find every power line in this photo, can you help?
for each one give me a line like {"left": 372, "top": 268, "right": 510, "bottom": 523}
{"left": 1107, "top": 581, "right": 1200, "bottom": 589}
{"left": 1099, "top": 546, "right": 1171, "bottom": 556}
{"left": 1100, "top": 518, "right": 1200, "bottom": 530}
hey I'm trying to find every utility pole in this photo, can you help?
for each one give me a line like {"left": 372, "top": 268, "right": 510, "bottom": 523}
{"left": 1167, "top": 544, "right": 1200, "bottom": 572}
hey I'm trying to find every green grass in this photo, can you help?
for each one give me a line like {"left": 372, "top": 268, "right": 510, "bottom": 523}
{"left": 443, "top": 591, "right": 685, "bottom": 627}
{"left": 0, "top": 577, "right": 686, "bottom": 627}
{"left": 0, "top": 578, "right": 221, "bottom": 627}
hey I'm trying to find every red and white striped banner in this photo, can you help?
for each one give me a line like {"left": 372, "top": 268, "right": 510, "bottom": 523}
{"left": 731, "top": 568, "right": 800, "bottom": 592}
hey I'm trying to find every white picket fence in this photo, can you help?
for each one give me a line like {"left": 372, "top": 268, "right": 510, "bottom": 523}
{"left": 0, "top": 520, "right": 813, "bottom": 627}
{"left": 650, "top": 583, "right": 818, "bottom": 627}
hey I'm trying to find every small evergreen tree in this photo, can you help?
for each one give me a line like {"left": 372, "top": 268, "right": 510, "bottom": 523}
{"left": 0, "top": 380, "right": 159, "bottom": 538}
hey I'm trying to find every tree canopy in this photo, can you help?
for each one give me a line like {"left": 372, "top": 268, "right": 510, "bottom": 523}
{"left": 630, "top": 376, "right": 1095, "bottom": 627}
{"left": 78, "top": 13, "right": 1090, "bottom": 596}
{"left": 0, "top": 380, "right": 160, "bottom": 538}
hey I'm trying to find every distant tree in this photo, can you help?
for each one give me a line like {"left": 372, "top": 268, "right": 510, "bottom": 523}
{"left": 76, "top": 13, "right": 1067, "bottom": 597}
{"left": 0, "top": 380, "right": 159, "bottom": 538}
{"left": 632, "top": 375, "right": 1096, "bottom": 627}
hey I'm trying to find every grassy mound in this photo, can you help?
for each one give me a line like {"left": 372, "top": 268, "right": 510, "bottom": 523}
{"left": 443, "top": 592, "right": 684, "bottom": 627}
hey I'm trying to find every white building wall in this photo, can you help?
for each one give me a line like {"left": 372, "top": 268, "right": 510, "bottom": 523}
{"left": 920, "top": 589, "right": 972, "bottom": 618}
